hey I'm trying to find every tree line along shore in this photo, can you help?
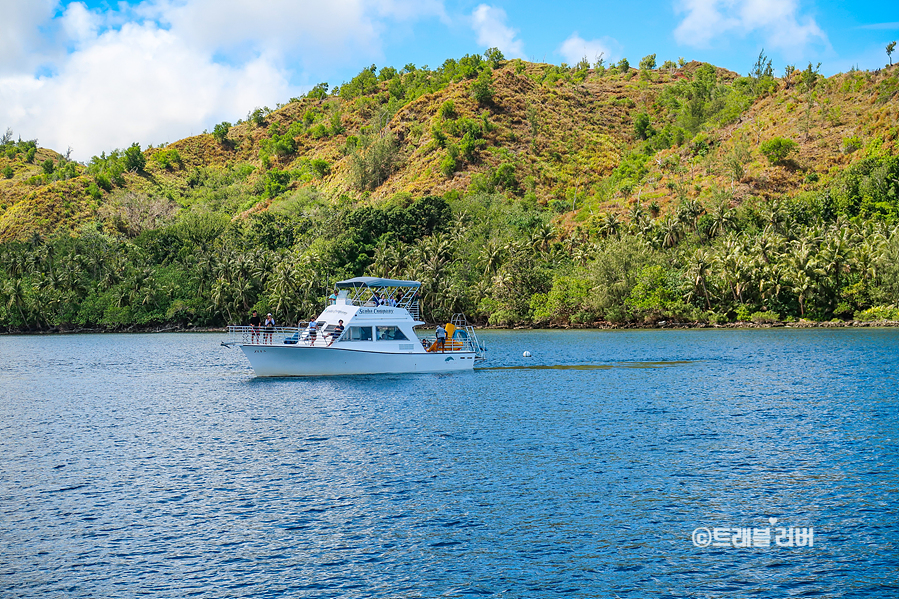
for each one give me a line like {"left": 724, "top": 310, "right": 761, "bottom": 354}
{"left": 1, "top": 50, "right": 898, "bottom": 332}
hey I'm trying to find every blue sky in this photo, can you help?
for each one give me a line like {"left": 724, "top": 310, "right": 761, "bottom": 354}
{"left": 1, "top": 0, "right": 896, "bottom": 160}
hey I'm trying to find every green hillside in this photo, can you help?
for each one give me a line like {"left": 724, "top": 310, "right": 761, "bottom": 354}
{"left": 2, "top": 52, "right": 899, "bottom": 331}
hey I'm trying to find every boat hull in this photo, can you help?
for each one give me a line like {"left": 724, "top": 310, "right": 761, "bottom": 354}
{"left": 239, "top": 344, "right": 476, "bottom": 376}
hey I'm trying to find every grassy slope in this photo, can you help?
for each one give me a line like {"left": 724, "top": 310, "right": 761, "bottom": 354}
{"left": 0, "top": 60, "right": 897, "bottom": 242}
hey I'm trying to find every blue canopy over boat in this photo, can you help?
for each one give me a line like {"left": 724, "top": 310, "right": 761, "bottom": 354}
{"left": 335, "top": 277, "right": 421, "bottom": 289}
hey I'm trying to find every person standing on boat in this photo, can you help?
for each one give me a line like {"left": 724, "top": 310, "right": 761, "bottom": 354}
{"left": 435, "top": 324, "right": 447, "bottom": 352}
{"left": 328, "top": 320, "right": 344, "bottom": 346}
{"left": 328, "top": 292, "right": 337, "bottom": 305}
{"left": 249, "top": 310, "right": 261, "bottom": 343}
{"left": 307, "top": 320, "right": 318, "bottom": 346}
{"left": 263, "top": 313, "right": 275, "bottom": 344}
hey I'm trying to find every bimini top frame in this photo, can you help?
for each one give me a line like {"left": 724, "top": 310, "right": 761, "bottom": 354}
{"left": 334, "top": 277, "right": 421, "bottom": 319}
{"left": 335, "top": 277, "right": 420, "bottom": 290}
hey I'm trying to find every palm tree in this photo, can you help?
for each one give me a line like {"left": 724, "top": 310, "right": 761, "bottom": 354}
{"left": 787, "top": 239, "right": 818, "bottom": 318}
{"left": 528, "top": 222, "right": 556, "bottom": 253}
{"left": 4, "top": 277, "right": 30, "bottom": 325}
{"left": 760, "top": 198, "right": 790, "bottom": 235}
{"left": 660, "top": 215, "right": 683, "bottom": 248}
{"left": 709, "top": 200, "right": 737, "bottom": 238}
{"left": 597, "top": 213, "right": 620, "bottom": 239}
{"left": 854, "top": 238, "right": 884, "bottom": 290}
{"left": 267, "top": 260, "right": 297, "bottom": 324}
{"left": 715, "top": 234, "right": 749, "bottom": 304}
{"left": 758, "top": 262, "right": 785, "bottom": 311}
{"left": 480, "top": 240, "right": 505, "bottom": 276}
{"left": 687, "top": 249, "right": 713, "bottom": 310}
{"left": 817, "top": 229, "right": 851, "bottom": 312}
{"left": 677, "top": 197, "right": 704, "bottom": 231}
{"left": 210, "top": 280, "right": 232, "bottom": 323}
{"left": 791, "top": 271, "right": 814, "bottom": 318}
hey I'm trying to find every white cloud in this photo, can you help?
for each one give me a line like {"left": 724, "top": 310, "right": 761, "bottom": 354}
{"left": 0, "top": 0, "right": 58, "bottom": 73}
{"left": 1, "top": 22, "right": 291, "bottom": 160}
{"left": 674, "top": 0, "right": 827, "bottom": 57}
{"left": 59, "top": 2, "right": 102, "bottom": 46}
{"left": 471, "top": 4, "right": 524, "bottom": 58}
{"left": 0, "top": 0, "right": 446, "bottom": 161}
{"left": 558, "top": 33, "right": 618, "bottom": 66}
{"left": 145, "top": 0, "right": 444, "bottom": 68}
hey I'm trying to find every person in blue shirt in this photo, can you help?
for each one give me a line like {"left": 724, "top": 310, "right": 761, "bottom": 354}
{"left": 435, "top": 324, "right": 447, "bottom": 352}
{"left": 307, "top": 320, "right": 318, "bottom": 345}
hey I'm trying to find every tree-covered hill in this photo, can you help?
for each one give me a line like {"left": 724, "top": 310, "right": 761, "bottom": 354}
{"left": 1, "top": 51, "right": 899, "bottom": 331}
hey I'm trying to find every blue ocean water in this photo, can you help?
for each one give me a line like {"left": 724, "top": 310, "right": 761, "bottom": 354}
{"left": 0, "top": 329, "right": 897, "bottom": 598}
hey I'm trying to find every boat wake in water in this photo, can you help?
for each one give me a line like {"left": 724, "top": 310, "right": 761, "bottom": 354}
{"left": 481, "top": 360, "right": 697, "bottom": 371}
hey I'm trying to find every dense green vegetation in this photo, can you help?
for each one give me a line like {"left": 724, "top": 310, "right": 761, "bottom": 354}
{"left": 3, "top": 151, "right": 899, "bottom": 330}
{"left": 2, "top": 53, "right": 899, "bottom": 331}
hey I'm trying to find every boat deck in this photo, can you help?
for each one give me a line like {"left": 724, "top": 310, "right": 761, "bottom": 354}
{"left": 225, "top": 325, "right": 480, "bottom": 354}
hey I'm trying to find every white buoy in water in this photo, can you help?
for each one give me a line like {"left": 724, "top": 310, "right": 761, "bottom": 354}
{"left": 523, "top": 351, "right": 532, "bottom": 357}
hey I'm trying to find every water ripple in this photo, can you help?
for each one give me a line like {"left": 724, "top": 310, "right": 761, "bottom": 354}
{"left": 0, "top": 329, "right": 897, "bottom": 597}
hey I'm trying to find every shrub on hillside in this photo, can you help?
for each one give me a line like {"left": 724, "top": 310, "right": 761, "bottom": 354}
{"left": 458, "top": 132, "right": 484, "bottom": 162}
{"left": 306, "top": 82, "right": 329, "bottom": 100}
{"left": 212, "top": 122, "right": 232, "bottom": 146}
{"left": 249, "top": 108, "right": 266, "bottom": 127}
{"left": 634, "top": 113, "right": 654, "bottom": 140}
{"left": 438, "top": 100, "right": 456, "bottom": 120}
{"left": 123, "top": 143, "right": 146, "bottom": 172}
{"left": 639, "top": 54, "right": 656, "bottom": 71}
{"left": 760, "top": 137, "right": 798, "bottom": 165}
{"left": 262, "top": 133, "right": 297, "bottom": 158}
{"left": 95, "top": 173, "right": 113, "bottom": 192}
{"left": 329, "top": 111, "right": 345, "bottom": 135}
{"left": 842, "top": 135, "right": 863, "bottom": 154}
{"left": 310, "top": 159, "right": 330, "bottom": 178}
{"left": 440, "top": 151, "right": 457, "bottom": 177}
{"left": 484, "top": 47, "right": 505, "bottom": 69}
{"left": 264, "top": 169, "right": 292, "bottom": 198}
{"left": 348, "top": 134, "right": 398, "bottom": 190}
{"left": 152, "top": 148, "right": 183, "bottom": 170}
{"left": 470, "top": 69, "right": 494, "bottom": 105}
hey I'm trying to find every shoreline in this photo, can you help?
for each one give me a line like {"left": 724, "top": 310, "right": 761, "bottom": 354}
{"left": 3, "top": 319, "right": 899, "bottom": 335}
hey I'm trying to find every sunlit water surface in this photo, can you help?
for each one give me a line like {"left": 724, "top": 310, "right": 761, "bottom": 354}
{"left": 1, "top": 329, "right": 897, "bottom": 598}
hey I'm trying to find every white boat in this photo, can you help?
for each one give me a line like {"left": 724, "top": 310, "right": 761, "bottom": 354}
{"left": 223, "top": 277, "right": 486, "bottom": 377}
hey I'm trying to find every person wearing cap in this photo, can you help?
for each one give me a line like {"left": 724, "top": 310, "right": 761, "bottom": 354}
{"left": 263, "top": 312, "right": 276, "bottom": 344}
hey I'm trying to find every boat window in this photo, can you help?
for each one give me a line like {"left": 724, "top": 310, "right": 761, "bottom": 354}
{"left": 343, "top": 326, "right": 373, "bottom": 341}
{"left": 376, "top": 326, "right": 408, "bottom": 341}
